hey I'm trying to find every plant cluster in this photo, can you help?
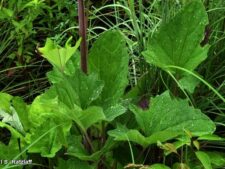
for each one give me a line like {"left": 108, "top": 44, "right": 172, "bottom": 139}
{"left": 0, "top": 0, "right": 225, "bottom": 169}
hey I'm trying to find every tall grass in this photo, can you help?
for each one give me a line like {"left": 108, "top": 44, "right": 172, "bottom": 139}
{"left": 196, "top": 0, "right": 225, "bottom": 119}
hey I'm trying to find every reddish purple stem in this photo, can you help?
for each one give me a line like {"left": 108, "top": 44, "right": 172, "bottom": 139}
{"left": 78, "top": 0, "right": 88, "bottom": 74}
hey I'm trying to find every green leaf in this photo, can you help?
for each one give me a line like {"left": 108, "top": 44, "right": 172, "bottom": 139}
{"left": 39, "top": 37, "right": 81, "bottom": 71}
{"left": 28, "top": 87, "right": 71, "bottom": 125}
{"left": 64, "top": 105, "right": 105, "bottom": 131}
{"left": 56, "top": 158, "right": 93, "bottom": 169}
{"left": 55, "top": 70, "right": 104, "bottom": 109}
{"left": 104, "top": 103, "right": 127, "bottom": 122}
{"left": 28, "top": 89, "right": 60, "bottom": 127}
{"left": 28, "top": 119, "right": 71, "bottom": 158}
{"left": 30, "top": 82, "right": 104, "bottom": 134}
{"left": 78, "top": 106, "right": 105, "bottom": 130}
{"left": 146, "top": 130, "right": 179, "bottom": 145}
{"left": 88, "top": 30, "right": 129, "bottom": 121}
{"left": 130, "top": 91, "right": 215, "bottom": 136}
{"left": 108, "top": 125, "right": 149, "bottom": 147}
{"left": 0, "top": 105, "right": 25, "bottom": 135}
{"left": 89, "top": 30, "right": 129, "bottom": 105}
{"left": 27, "top": 90, "right": 72, "bottom": 157}
{"left": 108, "top": 126, "right": 178, "bottom": 147}
{"left": 109, "top": 91, "right": 215, "bottom": 147}
{"left": 195, "top": 151, "right": 212, "bottom": 169}
{"left": 11, "top": 97, "right": 30, "bottom": 132}
{"left": 0, "top": 95, "right": 30, "bottom": 135}
{"left": 205, "top": 152, "right": 225, "bottom": 168}
{"left": 47, "top": 52, "right": 80, "bottom": 84}
{"left": 198, "top": 134, "right": 225, "bottom": 141}
{"left": 142, "top": 1, "right": 209, "bottom": 73}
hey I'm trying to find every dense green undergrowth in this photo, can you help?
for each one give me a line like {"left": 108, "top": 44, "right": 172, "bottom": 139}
{"left": 0, "top": 0, "right": 78, "bottom": 101}
{"left": 0, "top": 0, "right": 225, "bottom": 169}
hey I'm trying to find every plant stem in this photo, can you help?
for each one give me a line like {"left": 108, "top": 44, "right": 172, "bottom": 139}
{"left": 84, "top": 131, "right": 94, "bottom": 153}
{"left": 78, "top": 0, "right": 88, "bottom": 74}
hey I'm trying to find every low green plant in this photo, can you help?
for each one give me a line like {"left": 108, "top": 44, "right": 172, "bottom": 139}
{"left": 0, "top": 1, "right": 225, "bottom": 169}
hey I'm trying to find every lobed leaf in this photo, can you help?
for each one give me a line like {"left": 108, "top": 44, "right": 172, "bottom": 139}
{"left": 142, "top": 1, "right": 209, "bottom": 74}
{"left": 39, "top": 37, "right": 81, "bottom": 71}
{"left": 130, "top": 91, "right": 215, "bottom": 136}
{"left": 55, "top": 70, "right": 104, "bottom": 109}
{"left": 109, "top": 91, "right": 215, "bottom": 147}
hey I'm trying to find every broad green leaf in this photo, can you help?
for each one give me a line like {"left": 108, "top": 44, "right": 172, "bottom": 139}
{"left": 28, "top": 87, "right": 72, "bottom": 127}
{"left": 67, "top": 106, "right": 105, "bottom": 131}
{"left": 205, "top": 152, "right": 225, "bottom": 168}
{"left": 109, "top": 91, "right": 215, "bottom": 147}
{"left": 195, "top": 151, "right": 212, "bottom": 169}
{"left": 130, "top": 91, "right": 215, "bottom": 136}
{"left": 56, "top": 158, "right": 93, "bottom": 169}
{"left": 39, "top": 37, "right": 81, "bottom": 71}
{"left": 108, "top": 125, "right": 149, "bottom": 147}
{"left": 30, "top": 82, "right": 104, "bottom": 132}
{"left": 64, "top": 105, "right": 105, "bottom": 131}
{"left": 142, "top": 1, "right": 209, "bottom": 73}
{"left": 89, "top": 30, "right": 129, "bottom": 105}
{"left": 146, "top": 131, "right": 179, "bottom": 145}
{"left": 28, "top": 90, "right": 60, "bottom": 127}
{"left": 28, "top": 119, "right": 71, "bottom": 158}
{"left": 108, "top": 126, "right": 178, "bottom": 147}
{"left": 55, "top": 70, "right": 104, "bottom": 109}
{"left": 28, "top": 90, "right": 72, "bottom": 157}
{"left": 149, "top": 164, "right": 171, "bottom": 169}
